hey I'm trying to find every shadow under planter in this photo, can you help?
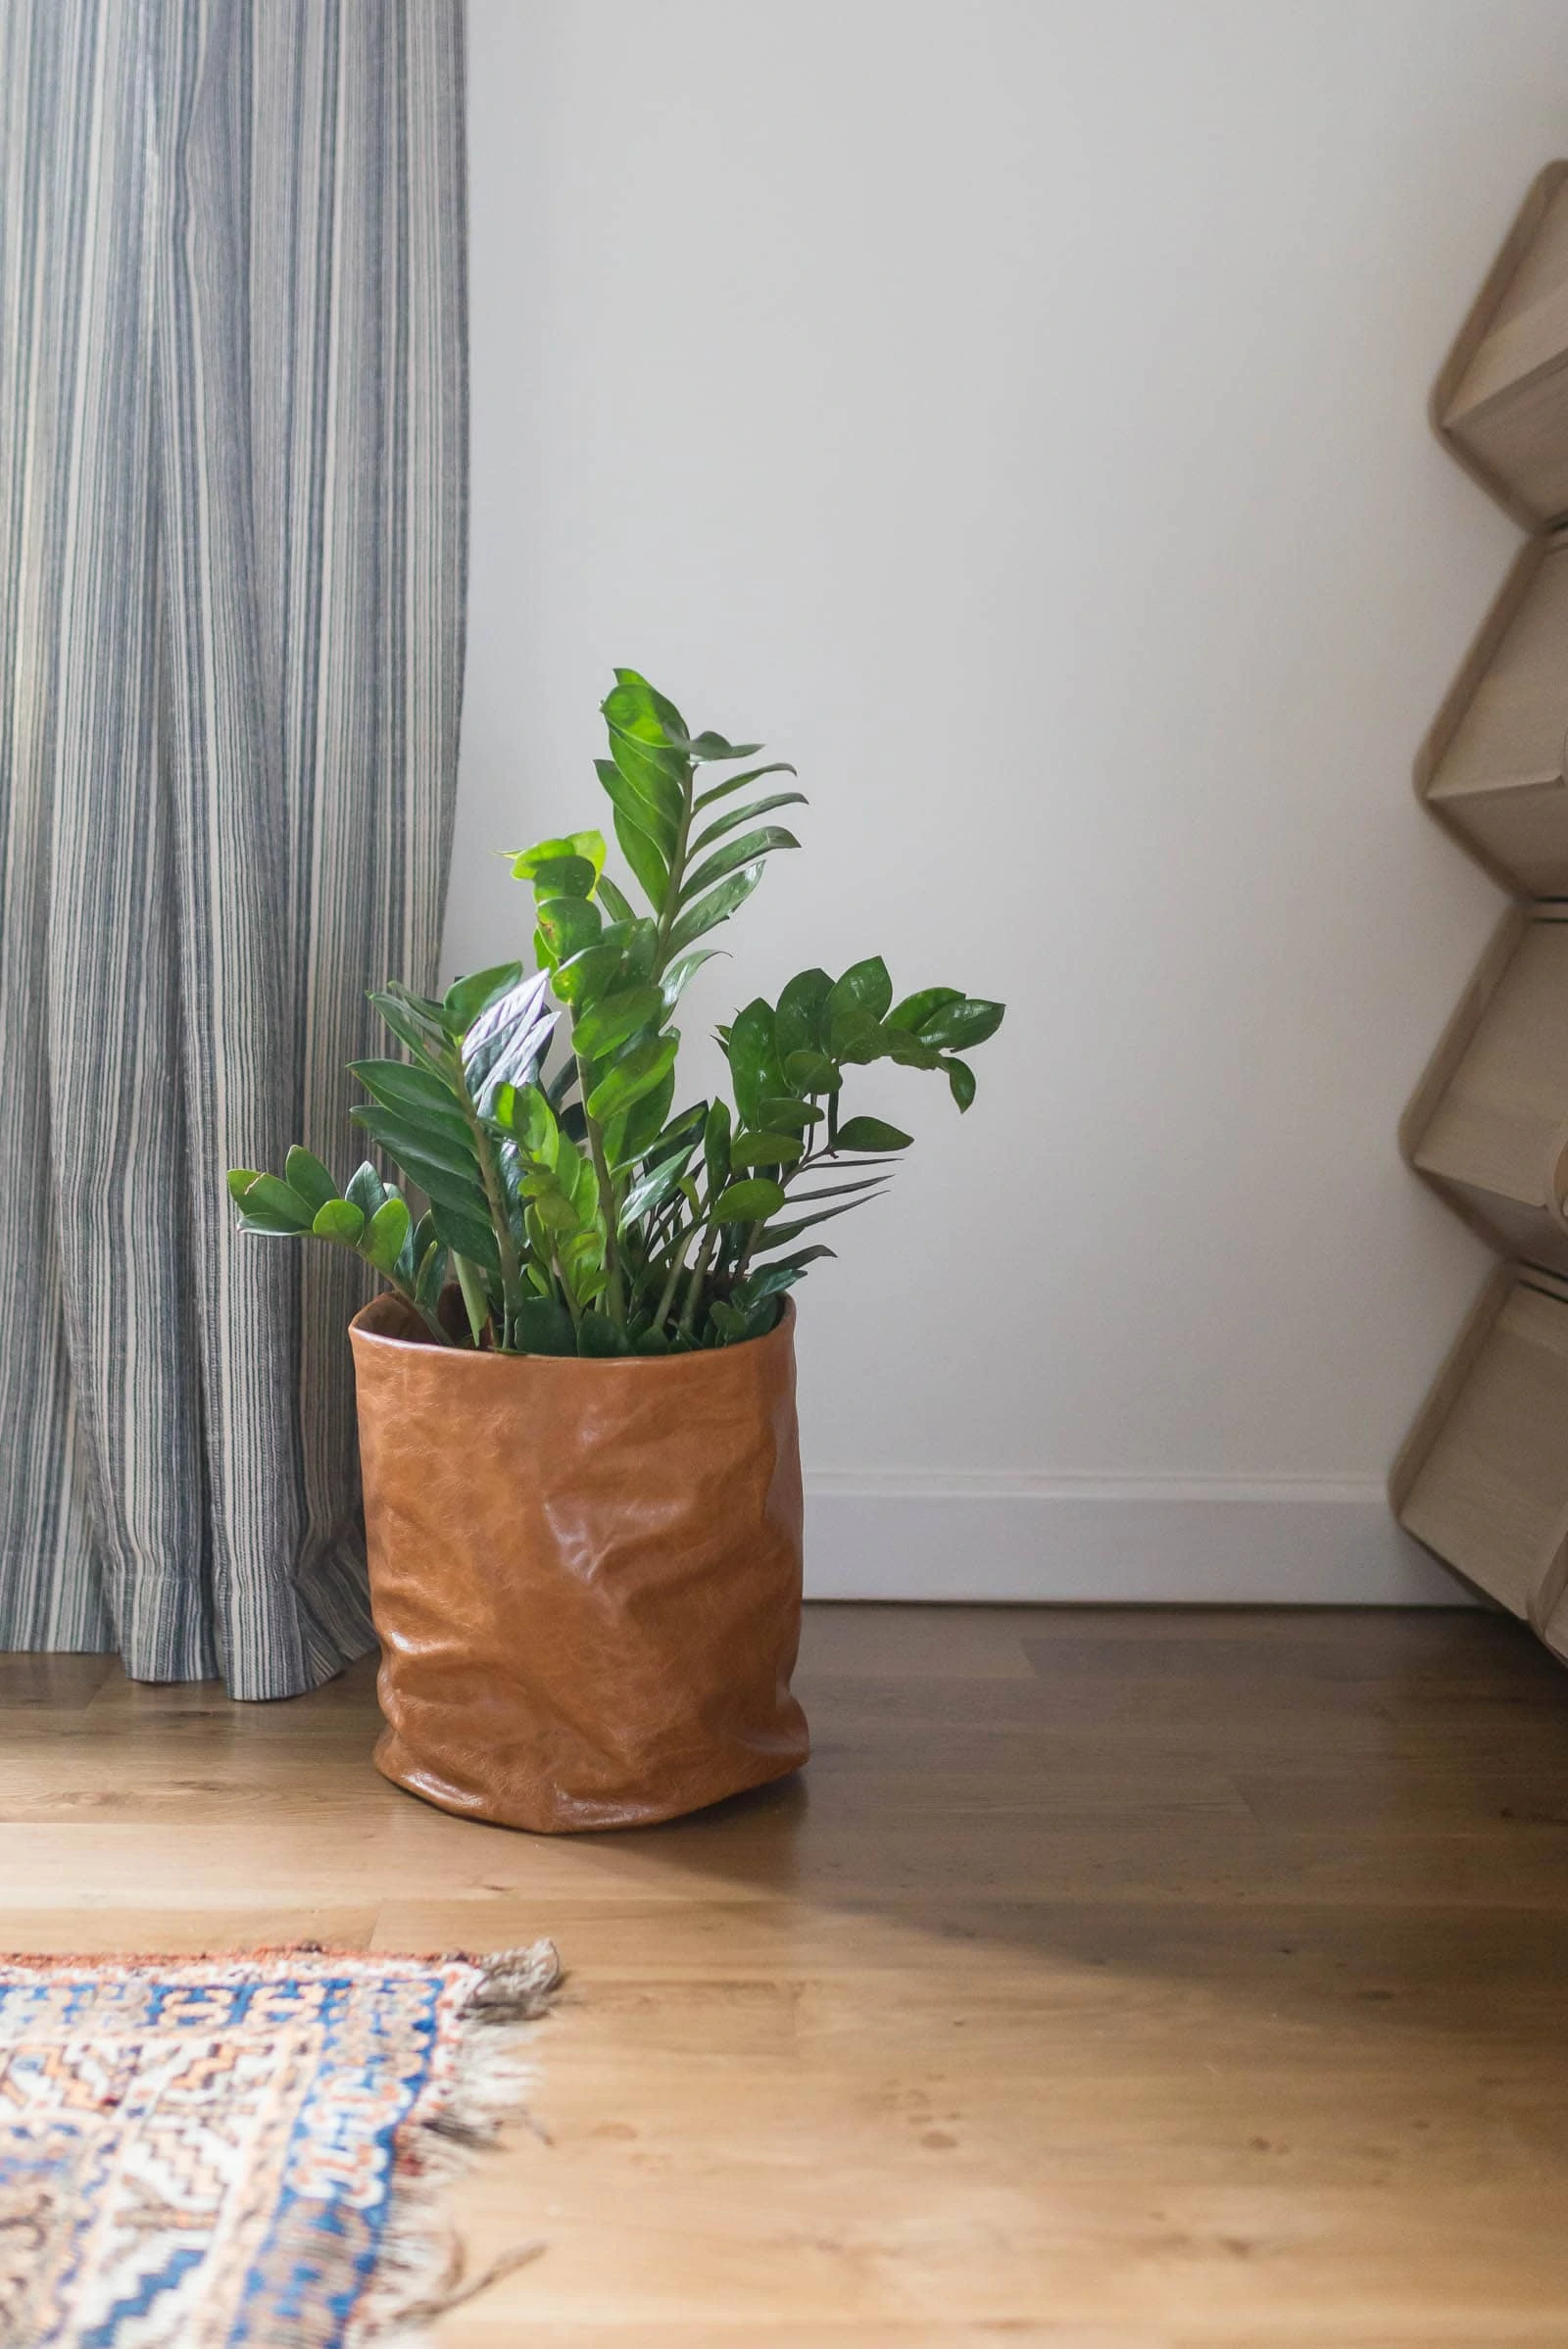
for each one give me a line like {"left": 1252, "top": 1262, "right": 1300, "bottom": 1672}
{"left": 349, "top": 1294, "right": 808, "bottom": 1834}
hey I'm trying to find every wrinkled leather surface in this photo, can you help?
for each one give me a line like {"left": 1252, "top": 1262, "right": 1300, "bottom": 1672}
{"left": 349, "top": 1295, "right": 808, "bottom": 1833}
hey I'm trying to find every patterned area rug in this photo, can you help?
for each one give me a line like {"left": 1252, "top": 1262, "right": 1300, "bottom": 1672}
{"left": 0, "top": 1941, "right": 560, "bottom": 2347}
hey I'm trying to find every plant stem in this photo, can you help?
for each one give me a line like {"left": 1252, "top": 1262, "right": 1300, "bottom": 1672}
{"left": 462, "top": 1106, "right": 523, "bottom": 1350}
{"left": 678, "top": 1222, "right": 718, "bottom": 1339}
{"left": 654, "top": 1223, "right": 698, "bottom": 1332}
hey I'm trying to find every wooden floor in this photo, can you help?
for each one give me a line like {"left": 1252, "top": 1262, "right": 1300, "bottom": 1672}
{"left": 7, "top": 1604, "right": 1568, "bottom": 2343}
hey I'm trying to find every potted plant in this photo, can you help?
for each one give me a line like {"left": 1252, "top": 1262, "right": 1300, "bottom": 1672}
{"left": 228, "top": 672, "right": 1004, "bottom": 1831}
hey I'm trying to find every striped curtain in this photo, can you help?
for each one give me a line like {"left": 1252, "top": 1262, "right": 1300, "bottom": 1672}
{"left": 0, "top": 1, "right": 467, "bottom": 1697}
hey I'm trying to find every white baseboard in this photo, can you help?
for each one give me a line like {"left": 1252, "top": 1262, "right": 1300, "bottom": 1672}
{"left": 801, "top": 1473, "right": 1474, "bottom": 1605}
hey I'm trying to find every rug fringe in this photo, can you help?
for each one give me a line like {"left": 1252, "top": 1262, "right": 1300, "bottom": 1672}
{"left": 354, "top": 1938, "right": 563, "bottom": 2345}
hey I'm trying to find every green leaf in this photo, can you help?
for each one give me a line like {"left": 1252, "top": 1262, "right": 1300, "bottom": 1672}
{"left": 552, "top": 935, "right": 629, "bottom": 1007}
{"left": 369, "top": 991, "right": 452, "bottom": 1070}
{"left": 429, "top": 1199, "right": 501, "bottom": 1274}
{"left": 620, "top": 1149, "right": 693, "bottom": 1226}
{"left": 827, "top": 957, "right": 892, "bottom": 1050}
{"left": 833, "top": 1116, "right": 912, "bottom": 1152}
{"left": 666, "top": 860, "right": 765, "bottom": 955}
{"left": 350, "top": 1106, "right": 478, "bottom": 1181}
{"left": 662, "top": 947, "right": 722, "bottom": 1012}
{"left": 693, "top": 760, "right": 798, "bottom": 812}
{"left": 708, "top": 1297, "right": 750, "bottom": 1344}
{"left": 572, "top": 985, "right": 664, "bottom": 1060}
{"left": 607, "top": 726, "right": 687, "bottom": 831}
{"left": 679, "top": 825, "right": 799, "bottom": 905}
{"left": 577, "top": 1308, "right": 632, "bottom": 1357}
{"left": 634, "top": 1326, "right": 671, "bottom": 1355}
{"left": 729, "top": 1131, "right": 807, "bottom": 1169}
{"left": 775, "top": 968, "right": 833, "bottom": 1060}
{"left": 512, "top": 830, "right": 606, "bottom": 885}
{"left": 525, "top": 853, "right": 598, "bottom": 900}
{"left": 364, "top": 1195, "right": 412, "bottom": 1272}
{"left": 726, "top": 998, "right": 786, "bottom": 1130}
{"left": 915, "top": 996, "right": 1005, "bottom": 1052}
{"left": 888, "top": 986, "right": 963, "bottom": 1033}
{"left": 754, "top": 1193, "right": 884, "bottom": 1250}
{"left": 614, "top": 1064, "right": 676, "bottom": 1164}
{"left": 681, "top": 729, "right": 764, "bottom": 762}
{"left": 230, "top": 1172, "right": 316, "bottom": 1233}
{"left": 535, "top": 896, "right": 602, "bottom": 964}
{"left": 612, "top": 803, "right": 671, "bottom": 909}
{"left": 732, "top": 1246, "right": 835, "bottom": 1306}
{"left": 758, "top": 1097, "right": 823, "bottom": 1130}
{"left": 350, "top": 1058, "right": 462, "bottom": 1119}
{"left": 442, "top": 961, "right": 523, "bottom": 1037}
{"left": 514, "top": 1294, "right": 578, "bottom": 1355}
{"left": 496, "top": 1080, "right": 560, "bottom": 1165}
{"left": 595, "top": 873, "right": 634, "bottom": 923}
{"left": 586, "top": 1033, "right": 679, "bottom": 1125}
{"left": 782, "top": 1048, "right": 841, "bottom": 1095}
{"left": 711, "top": 1177, "right": 788, "bottom": 1223}
{"left": 345, "top": 1161, "right": 389, "bottom": 1224}
{"left": 689, "top": 791, "right": 808, "bottom": 855}
{"left": 945, "top": 1055, "right": 976, "bottom": 1112}
{"left": 311, "top": 1199, "right": 365, "bottom": 1245}
{"left": 283, "top": 1147, "right": 339, "bottom": 1214}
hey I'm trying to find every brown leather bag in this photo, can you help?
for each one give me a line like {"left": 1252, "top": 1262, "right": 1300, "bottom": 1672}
{"left": 348, "top": 1294, "right": 808, "bottom": 1832}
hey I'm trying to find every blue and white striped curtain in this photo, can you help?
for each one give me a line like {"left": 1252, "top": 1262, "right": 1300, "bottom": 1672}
{"left": 0, "top": 1, "right": 467, "bottom": 1696}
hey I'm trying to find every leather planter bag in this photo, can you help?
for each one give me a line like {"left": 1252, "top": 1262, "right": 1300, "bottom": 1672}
{"left": 348, "top": 1294, "right": 808, "bottom": 1833}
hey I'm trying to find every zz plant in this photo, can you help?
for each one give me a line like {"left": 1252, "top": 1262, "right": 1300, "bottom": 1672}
{"left": 227, "top": 672, "right": 1004, "bottom": 1355}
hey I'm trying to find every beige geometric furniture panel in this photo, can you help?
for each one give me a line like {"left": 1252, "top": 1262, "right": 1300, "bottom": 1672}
{"left": 1396, "top": 165, "right": 1568, "bottom": 1654}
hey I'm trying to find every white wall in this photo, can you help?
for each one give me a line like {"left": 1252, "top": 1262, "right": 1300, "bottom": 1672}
{"left": 451, "top": 0, "right": 1568, "bottom": 1599}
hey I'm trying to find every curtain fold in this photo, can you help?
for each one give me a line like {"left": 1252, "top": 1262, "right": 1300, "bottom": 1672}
{"left": 0, "top": 0, "right": 467, "bottom": 1697}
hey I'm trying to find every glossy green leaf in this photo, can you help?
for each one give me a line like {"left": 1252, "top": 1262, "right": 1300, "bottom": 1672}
{"left": 586, "top": 1033, "right": 678, "bottom": 1125}
{"left": 414, "top": 1236, "right": 447, "bottom": 1311}
{"left": 681, "top": 729, "right": 763, "bottom": 762}
{"left": 535, "top": 896, "right": 602, "bottom": 964}
{"left": 782, "top": 1047, "right": 841, "bottom": 1095}
{"left": 525, "top": 853, "right": 598, "bottom": 900}
{"left": 916, "top": 996, "right": 1005, "bottom": 1052}
{"left": 732, "top": 1246, "right": 835, "bottom": 1306}
{"left": 665, "top": 860, "right": 764, "bottom": 955}
{"left": 350, "top": 1106, "right": 477, "bottom": 1181}
{"left": 284, "top": 1148, "right": 339, "bottom": 1215}
{"left": 349, "top": 1058, "right": 461, "bottom": 1119}
{"left": 442, "top": 961, "right": 523, "bottom": 1037}
{"left": 888, "top": 986, "right": 963, "bottom": 1033}
{"left": 495, "top": 1080, "right": 559, "bottom": 1165}
{"left": 689, "top": 791, "right": 808, "bottom": 855}
{"left": 369, "top": 991, "right": 451, "bottom": 1070}
{"left": 774, "top": 967, "right": 833, "bottom": 1060}
{"left": 945, "top": 1055, "right": 976, "bottom": 1112}
{"left": 757, "top": 1096, "right": 823, "bottom": 1130}
{"left": 726, "top": 998, "right": 786, "bottom": 1130}
{"left": 614, "top": 1064, "right": 676, "bottom": 1163}
{"left": 512, "top": 830, "right": 606, "bottom": 885}
{"left": 577, "top": 1308, "right": 632, "bottom": 1357}
{"left": 708, "top": 1297, "right": 750, "bottom": 1344}
{"left": 679, "top": 826, "right": 799, "bottom": 905}
{"left": 711, "top": 1177, "right": 787, "bottom": 1223}
{"left": 345, "top": 1161, "right": 389, "bottom": 1224}
{"left": 572, "top": 985, "right": 664, "bottom": 1060}
{"left": 364, "top": 1195, "right": 412, "bottom": 1272}
{"left": 429, "top": 1199, "right": 501, "bottom": 1274}
{"left": 311, "top": 1199, "right": 365, "bottom": 1245}
{"left": 833, "top": 1115, "right": 912, "bottom": 1151}
{"left": 513, "top": 1294, "right": 577, "bottom": 1355}
{"left": 827, "top": 956, "right": 892, "bottom": 1050}
{"left": 230, "top": 1172, "right": 315, "bottom": 1233}
{"left": 692, "top": 760, "right": 798, "bottom": 812}
{"left": 703, "top": 1098, "right": 732, "bottom": 1200}
{"left": 612, "top": 803, "right": 671, "bottom": 910}
{"left": 729, "top": 1131, "right": 806, "bottom": 1169}
{"left": 753, "top": 1193, "right": 884, "bottom": 1250}
{"left": 595, "top": 873, "right": 634, "bottom": 923}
